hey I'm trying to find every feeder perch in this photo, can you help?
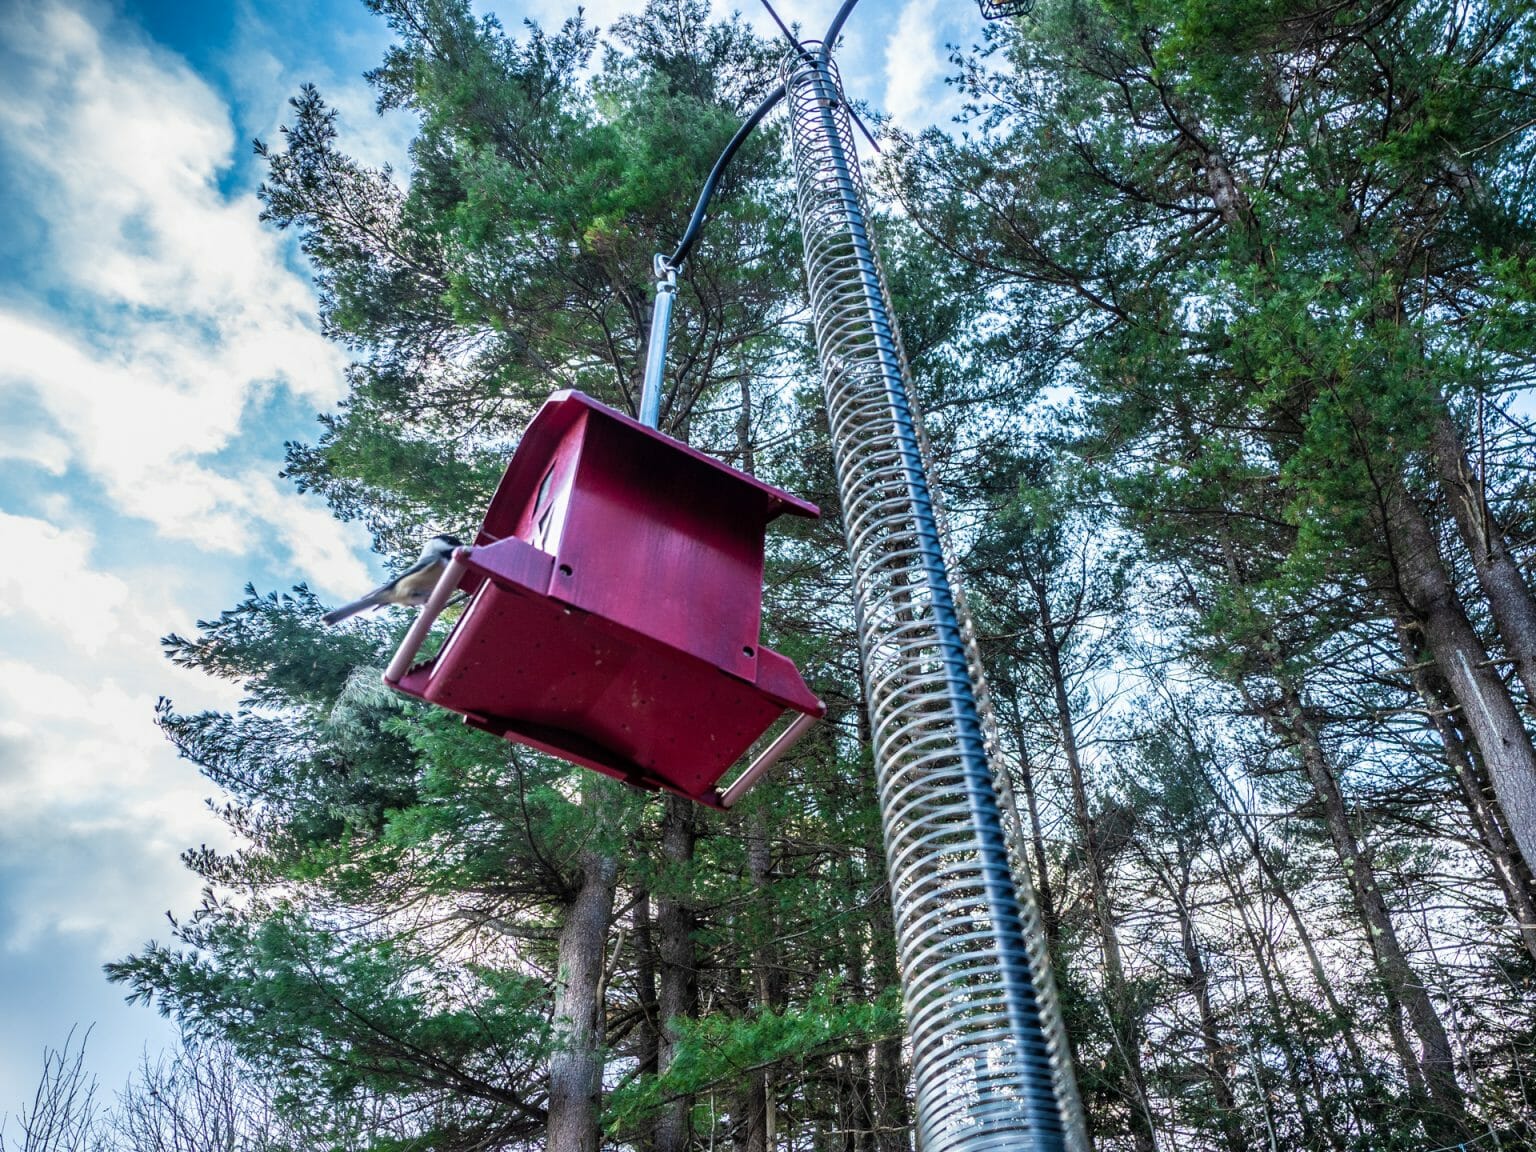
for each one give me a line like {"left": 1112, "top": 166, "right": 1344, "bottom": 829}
{"left": 384, "top": 390, "right": 825, "bottom": 808}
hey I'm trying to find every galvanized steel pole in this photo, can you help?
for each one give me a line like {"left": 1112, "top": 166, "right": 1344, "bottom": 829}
{"left": 639, "top": 254, "right": 678, "bottom": 429}
{"left": 782, "top": 48, "right": 1087, "bottom": 1152}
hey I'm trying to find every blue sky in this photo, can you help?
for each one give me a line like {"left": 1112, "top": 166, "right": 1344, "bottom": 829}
{"left": 0, "top": 0, "right": 980, "bottom": 1122}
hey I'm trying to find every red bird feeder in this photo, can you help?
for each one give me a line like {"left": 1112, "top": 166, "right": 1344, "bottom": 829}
{"left": 384, "top": 390, "right": 825, "bottom": 808}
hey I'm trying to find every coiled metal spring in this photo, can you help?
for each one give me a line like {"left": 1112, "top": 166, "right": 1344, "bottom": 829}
{"left": 782, "top": 48, "right": 1087, "bottom": 1152}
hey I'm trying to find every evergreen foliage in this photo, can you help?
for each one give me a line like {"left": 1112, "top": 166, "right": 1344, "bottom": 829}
{"left": 98, "top": 1, "right": 1536, "bottom": 1150}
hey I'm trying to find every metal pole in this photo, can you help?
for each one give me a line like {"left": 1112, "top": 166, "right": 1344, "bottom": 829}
{"left": 782, "top": 48, "right": 1087, "bottom": 1152}
{"left": 639, "top": 254, "right": 677, "bottom": 429}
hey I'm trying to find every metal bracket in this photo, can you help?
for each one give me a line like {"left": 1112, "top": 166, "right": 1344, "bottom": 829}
{"left": 638, "top": 255, "right": 678, "bottom": 430}
{"left": 383, "top": 547, "right": 472, "bottom": 685}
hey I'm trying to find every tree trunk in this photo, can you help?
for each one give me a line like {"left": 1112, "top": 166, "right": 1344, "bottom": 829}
{"left": 1392, "top": 616, "right": 1536, "bottom": 963}
{"left": 1210, "top": 843, "right": 1338, "bottom": 1151}
{"left": 840, "top": 867, "right": 875, "bottom": 1152}
{"left": 744, "top": 804, "right": 778, "bottom": 1152}
{"left": 1381, "top": 479, "right": 1536, "bottom": 874}
{"left": 1201, "top": 755, "right": 1374, "bottom": 1097}
{"left": 634, "top": 890, "right": 660, "bottom": 1080}
{"left": 1165, "top": 849, "right": 1249, "bottom": 1152}
{"left": 735, "top": 367, "right": 774, "bottom": 1152}
{"left": 548, "top": 850, "right": 619, "bottom": 1152}
{"left": 1430, "top": 399, "right": 1536, "bottom": 712}
{"left": 733, "top": 962, "right": 768, "bottom": 1152}
{"left": 1266, "top": 677, "right": 1470, "bottom": 1145}
{"left": 1007, "top": 713, "right": 1059, "bottom": 945}
{"left": 655, "top": 794, "right": 698, "bottom": 1152}
{"left": 1032, "top": 580, "right": 1156, "bottom": 1152}
{"left": 864, "top": 845, "right": 909, "bottom": 1152}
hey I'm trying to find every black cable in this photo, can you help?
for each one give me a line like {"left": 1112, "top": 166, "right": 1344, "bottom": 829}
{"left": 664, "top": 0, "right": 803, "bottom": 271}
{"left": 820, "top": 0, "right": 862, "bottom": 59}
{"left": 813, "top": 0, "right": 880, "bottom": 152}
{"left": 667, "top": 83, "right": 787, "bottom": 270}
{"left": 758, "top": 0, "right": 799, "bottom": 51}
{"left": 664, "top": 0, "right": 877, "bottom": 271}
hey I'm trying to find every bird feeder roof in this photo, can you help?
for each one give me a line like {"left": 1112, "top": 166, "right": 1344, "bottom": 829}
{"left": 478, "top": 390, "right": 818, "bottom": 546}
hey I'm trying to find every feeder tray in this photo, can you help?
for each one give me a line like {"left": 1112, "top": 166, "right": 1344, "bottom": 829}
{"left": 384, "top": 391, "right": 825, "bottom": 808}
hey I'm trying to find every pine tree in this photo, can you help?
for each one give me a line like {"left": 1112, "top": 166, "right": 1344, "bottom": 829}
{"left": 893, "top": 0, "right": 1536, "bottom": 1142}
{"left": 113, "top": 4, "right": 912, "bottom": 1150}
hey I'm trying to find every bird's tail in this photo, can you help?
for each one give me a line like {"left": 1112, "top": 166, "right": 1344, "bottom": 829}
{"left": 322, "top": 593, "right": 385, "bottom": 626}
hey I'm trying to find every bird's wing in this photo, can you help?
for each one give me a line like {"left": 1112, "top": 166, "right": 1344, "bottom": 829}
{"left": 321, "top": 587, "right": 391, "bottom": 626}
{"left": 321, "top": 547, "right": 451, "bottom": 626}
{"left": 396, "top": 552, "right": 445, "bottom": 580}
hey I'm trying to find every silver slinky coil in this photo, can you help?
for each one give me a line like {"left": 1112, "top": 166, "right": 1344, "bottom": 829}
{"left": 782, "top": 49, "right": 1088, "bottom": 1152}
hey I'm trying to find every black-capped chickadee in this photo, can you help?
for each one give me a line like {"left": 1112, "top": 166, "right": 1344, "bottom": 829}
{"left": 322, "top": 535, "right": 464, "bottom": 626}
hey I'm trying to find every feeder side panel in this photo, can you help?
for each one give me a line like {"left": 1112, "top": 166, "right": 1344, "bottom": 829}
{"left": 552, "top": 414, "right": 765, "bottom": 679}
{"left": 478, "top": 396, "right": 584, "bottom": 545}
{"left": 517, "top": 417, "right": 585, "bottom": 556}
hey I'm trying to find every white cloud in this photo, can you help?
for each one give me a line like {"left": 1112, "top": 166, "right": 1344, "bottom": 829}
{"left": 0, "top": 0, "right": 371, "bottom": 596}
{"left": 883, "top": 0, "right": 949, "bottom": 127}
{"left": 243, "top": 467, "right": 383, "bottom": 593}
{"left": 0, "top": 512, "right": 134, "bottom": 655}
{"left": 0, "top": 0, "right": 396, "bottom": 1121}
{"left": 226, "top": 7, "right": 415, "bottom": 179}
{"left": 0, "top": 425, "right": 70, "bottom": 475}
{"left": 0, "top": 0, "right": 383, "bottom": 1105}
{"left": 0, "top": 515, "right": 235, "bottom": 957}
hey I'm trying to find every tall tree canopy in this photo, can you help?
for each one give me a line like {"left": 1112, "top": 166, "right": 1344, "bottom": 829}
{"left": 106, "top": 2, "right": 1536, "bottom": 1151}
